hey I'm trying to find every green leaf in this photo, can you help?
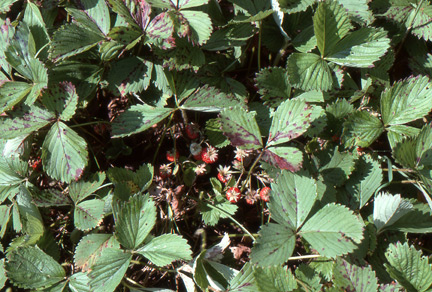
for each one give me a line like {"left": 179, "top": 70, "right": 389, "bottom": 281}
{"left": 387, "top": 124, "right": 420, "bottom": 149}
{"left": 336, "top": 0, "right": 374, "bottom": 25}
{"left": 42, "top": 82, "right": 78, "bottom": 121}
{"left": 0, "top": 143, "right": 26, "bottom": 188}
{"left": 0, "top": 81, "right": 32, "bottom": 114}
{"left": 381, "top": 75, "right": 432, "bottom": 126}
{"left": 106, "top": 57, "right": 153, "bottom": 96}
{"left": 136, "top": 234, "right": 192, "bottom": 266}
{"left": 287, "top": 53, "right": 334, "bottom": 91}
{"left": 249, "top": 223, "right": 295, "bottom": 266}
{"left": 269, "top": 170, "right": 317, "bottom": 229}
{"left": 414, "top": 124, "right": 432, "bottom": 168}
{"left": 75, "top": 0, "right": 111, "bottom": 35}
{"left": 254, "top": 265, "right": 297, "bottom": 291}
{"left": 299, "top": 203, "right": 364, "bottom": 258}
{"left": 333, "top": 258, "right": 379, "bottom": 291}
{"left": 393, "top": 138, "right": 416, "bottom": 169}
{"left": 278, "top": 0, "right": 315, "bottom": 13}
{"left": 292, "top": 25, "right": 317, "bottom": 53}
{"left": 255, "top": 67, "right": 291, "bottom": 100}
{"left": 181, "top": 10, "right": 212, "bottom": 45}
{"left": 0, "top": 205, "right": 11, "bottom": 238}
{"left": 107, "top": 0, "right": 141, "bottom": 30}
{"left": 23, "top": 2, "right": 50, "bottom": 58}
{"left": 385, "top": 242, "right": 432, "bottom": 292}
{"left": 147, "top": 12, "right": 176, "bottom": 49}
{"left": 220, "top": 107, "right": 263, "bottom": 150}
{"left": 69, "top": 272, "right": 91, "bottom": 292}
{"left": 373, "top": 192, "right": 413, "bottom": 233}
{"left": 69, "top": 172, "right": 106, "bottom": 203}
{"left": 0, "top": 0, "right": 17, "bottom": 13}
{"left": 88, "top": 248, "right": 132, "bottom": 292}
{"left": 200, "top": 195, "right": 238, "bottom": 226}
{"left": 204, "top": 23, "right": 254, "bottom": 50}
{"left": 0, "top": 104, "right": 54, "bottom": 139}
{"left": 342, "top": 111, "right": 384, "bottom": 148}
{"left": 41, "top": 121, "right": 88, "bottom": 183}
{"left": 261, "top": 146, "right": 303, "bottom": 171}
{"left": 267, "top": 99, "right": 312, "bottom": 146}
{"left": 387, "top": 202, "right": 432, "bottom": 233}
{"left": 319, "top": 148, "right": 356, "bottom": 187}
{"left": 345, "top": 154, "right": 383, "bottom": 209}
{"left": 294, "top": 264, "right": 323, "bottom": 291}
{"left": 313, "top": 1, "right": 352, "bottom": 57}
{"left": 113, "top": 194, "right": 157, "bottom": 250}
{"left": 111, "top": 104, "right": 173, "bottom": 137}
{"left": 74, "top": 234, "right": 120, "bottom": 272}
{"left": 49, "top": 23, "right": 105, "bottom": 62}
{"left": 326, "top": 28, "right": 390, "bottom": 68}
{"left": 0, "top": 18, "right": 15, "bottom": 75}
{"left": 228, "top": 263, "right": 259, "bottom": 292}
{"left": 5, "top": 246, "right": 65, "bottom": 289}
{"left": 74, "top": 199, "right": 105, "bottom": 231}
{"left": 205, "top": 118, "right": 230, "bottom": 148}
{"left": 181, "top": 85, "right": 245, "bottom": 112}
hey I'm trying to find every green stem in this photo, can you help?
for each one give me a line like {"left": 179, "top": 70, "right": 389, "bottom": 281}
{"left": 69, "top": 121, "right": 110, "bottom": 128}
{"left": 152, "top": 112, "right": 175, "bottom": 165}
{"left": 257, "top": 21, "right": 263, "bottom": 70}
{"left": 240, "top": 150, "right": 265, "bottom": 193}
{"left": 288, "top": 254, "right": 322, "bottom": 261}
{"left": 205, "top": 202, "right": 255, "bottom": 242}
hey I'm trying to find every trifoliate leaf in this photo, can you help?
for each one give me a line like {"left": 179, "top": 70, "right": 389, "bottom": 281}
{"left": 5, "top": 246, "right": 65, "bottom": 289}
{"left": 49, "top": 23, "right": 105, "bottom": 62}
{"left": 254, "top": 265, "right": 297, "bottom": 292}
{"left": 381, "top": 75, "right": 432, "bottom": 126}
{"left": 74, "top": 234, "right": 120, "bottom": 272}
{"left": 292, "top": 25, "right": 317, "bottom": 53}
{"left": 107, "top": 164, "right": 153, "bottom": 194}
{"left": 326, "top": 28, "right": 390, "bottom": 68}
{"left": 220, "top": 107, "right": 263, "bottom": 150}
{"left": 287, "top": 53, "right": 334, "bottom": 91}
{"left": 69, "top": 272, "right": 91, "bottom": 292}
{"left": 261, "top": 146, "right": 303, "bottom": 171}
{"left": 113, "top": 194, "right": 157, "bottom": 250}
{"left": 313, "top": 1, "right": 352, "bottom": 57}
{"left": 136, "top": 234, "right": 192, "bottom": 266}
{"left": 249, "top": 223, "right": 295, "bottom": 266}
{"left": 181, "top": 85, "right": 245, "bottom": 112}
{"left": 319, "top": 148, "right": 356, "bottom": 187}
{"left": 111, "top": 104, "right": 173, "bottom": 137}
{"left": 267, "top": 99, "right": 312, "bottom": 146}
{"left": 200, "top": 195, "right": 238, "bottom": 226}
{"left": 385, "top": 1, "right": 432, "bottom": 42}
{"left": 69, "top": 172, "right": 106, "bottom": 203}
{"left": 336, "top": 0, "right": 374, "bottom": 25}
{"left": 333, "top": 258, "right": 379, "bottom": 291}
{"left": 269, "top": 170, "right": 317, "bottom": 229}
{"left": 74, "top": 199, "right": 105, "bottom": 231}
{"left": 42, "top": 82, "right": 78, "bottom": 121}
{"left": 0, "top": 82, "right": 32, "bottom": 114}
{"left": 345, "top": 154, "right": 383, "bottom": 209}
{"left": 299, "top": 203, "right": 364, "bottom": 258}
{"left": 88, "top": 248, "right": 132, "bottom": 292}
{"left": 41, "top": 121, "right": 88, "bottom": 183}
{"left": 385, "top": 242, "right": 432, "bottom": 292}
{"left": 373, "top": 192, "right": 413, "bottom": 233}
{"left": 106, "top": 57, "right": 153, "bottom": 96}
{"left": 342, "top": 111, "right": 384, "bottom": 148}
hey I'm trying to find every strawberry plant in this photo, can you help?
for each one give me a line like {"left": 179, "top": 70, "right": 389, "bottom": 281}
{"left": 2, "top": 0, "right": 432, "bottom": 291}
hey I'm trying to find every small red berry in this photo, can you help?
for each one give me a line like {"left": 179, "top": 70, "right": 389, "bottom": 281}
{"left": 217, "top": 173, "right": 227, "bottom": 183}
{"left": 166, "top": 149, "right": 179, "bottom": 162}
{"left": 226, "top": 187, "right": 241, "bottom": 203}
{"left": 159, "top": 164, "right": 172, "bottom": 178}
{"left": 259, "top": 187, "right": 271, "bottom": 202}
{"left": 217, "top": 165, "right": 232, "bottom": 183}
{"left": 185, "top": 124, "right": 200, "bottom": 140}
{"left": 201, "top": 146, "right": 218, "bottom": 164}
{"left": 31, "top": 157, "right": 42, "bottom": 172}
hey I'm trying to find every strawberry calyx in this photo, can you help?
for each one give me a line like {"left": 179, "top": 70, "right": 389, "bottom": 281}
{"left": 226, "top": 187, "right": 241, "bottom": 203}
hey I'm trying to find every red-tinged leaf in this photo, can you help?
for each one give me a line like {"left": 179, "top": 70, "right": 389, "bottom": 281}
{"left": 261, "top": 146, "right": 303, "bottom": 172}
{"left": 147, "top": 12, "right": 176, "bottom": 49}
{"left": 131, "top": 0, "right": 151, "bottom": 30}
{"left": 41, "top": 81, "right": 78, "bottom": 121}
{"left": 0, "top": 18, "right": 15, "bottom": 74}
{"left": 220, "top": 106, "right": 263, "bottom": 150}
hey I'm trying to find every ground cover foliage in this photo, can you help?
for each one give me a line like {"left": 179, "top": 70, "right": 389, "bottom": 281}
{"left": 1, "top": 0, "right": 432, "bottom": 291}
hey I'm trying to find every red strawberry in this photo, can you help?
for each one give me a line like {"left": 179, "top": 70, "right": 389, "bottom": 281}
{"left": 201, "top": 146, "right": 218, "bottom": 164}
{"left": 226, "top": 187, "right": 241, "bottom": 203}
{"left": 31, "top": 157, "right": 42, "bottom": 172}
{"left": 166, "top": 149, "right": 179, "bottom": 162}
{"left": 259, "top": 187, "right": 271, "bottom": 202}
{"left": 185, "top": 124, "right": 200, "bottom": 140}
{"left": 217, "top": 165, "right": 231, "bottom": 183}
{"left": 159, "top": 164, "right": 172, "bottom": 178}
